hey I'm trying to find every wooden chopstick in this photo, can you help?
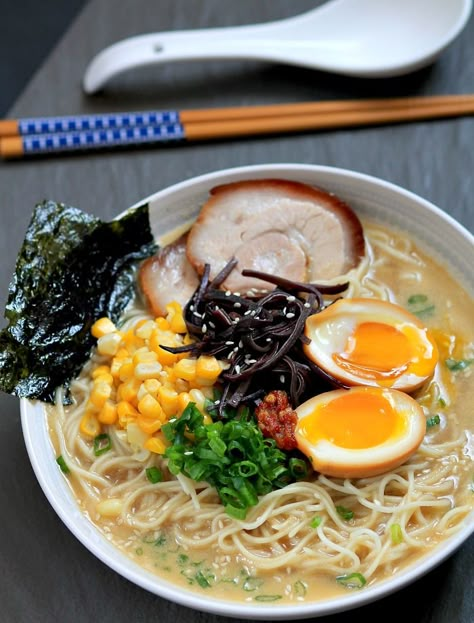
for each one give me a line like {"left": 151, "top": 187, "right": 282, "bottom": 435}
{"left": 1, "top": 94, "right": 473, "bottom": 159}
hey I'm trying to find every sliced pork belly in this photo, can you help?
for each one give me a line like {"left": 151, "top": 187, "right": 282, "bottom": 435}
{"left": 139, "top": 234, "right": 199, "bottom": 316}
{"left": 186, "top": 179, "right": 365, "bottom": 293}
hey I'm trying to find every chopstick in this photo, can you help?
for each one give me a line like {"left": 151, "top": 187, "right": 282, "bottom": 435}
{"left": 1, "top": 94, "right": 473, "bottom": 159}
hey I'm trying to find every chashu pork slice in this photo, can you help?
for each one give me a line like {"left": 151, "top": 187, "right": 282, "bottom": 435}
{"left": 139, "top": 234, "right": 199, "bottom": 316}
{"left": 186, "top": 179, "right": 365, "bottom": 293}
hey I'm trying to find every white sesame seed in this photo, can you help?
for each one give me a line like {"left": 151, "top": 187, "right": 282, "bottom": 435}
{"left": 286, "top": 312, "right": 295, "bottom": 319}
{"left": 233, "top": 292, "right": 241, "bottom": 297}
{"left": 184, "top": 451, "right": 193, "bottom": 455}
{"left": 280, "top": 375, "right": 285, "bottom": 383}
{"left": 238, "top": 340, "right": 243, "bottom": 348}
{"left": 244, "top": 310, "right": 252, "bottom": 316}
{"left": 208, "top": 321, "right": 215, "bottom": 329}
{"left": 214, "top": 399, "right": 221, "bottom": 404}
{"left": 202, "top": 324, "right": 207, "bottom": 333}
{"left": 266, "top": 337, "right": 272, "bottom": 342}
{"left": 287, "top": 295, "right": 296, "bottom": 302}
{"left": 225, "top": 341, "right": 234, "bottom": 345}
{"left": 225, "top": 290, "right": 231, "bottom": 296}
{"left": 235, "top": 364, "right": 241, "bottom": 374}
{"left": 234, "top": 302, "right": 241, "bottom": 308}
{"left": 304, "top": 302, "right": 311, "bottom": 308}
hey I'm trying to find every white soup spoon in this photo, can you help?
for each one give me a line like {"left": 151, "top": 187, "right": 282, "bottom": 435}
{"left": 83, "top": 0, "right": 472, "bottom": 93}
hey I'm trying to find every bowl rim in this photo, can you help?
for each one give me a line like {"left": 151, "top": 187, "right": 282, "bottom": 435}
{"left": 20, "top": 163, "right": 474, "bottom": 620}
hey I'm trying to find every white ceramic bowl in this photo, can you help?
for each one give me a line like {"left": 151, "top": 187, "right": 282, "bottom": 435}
{"left": 21, "top": 164, "right": 474, "bottom": 620}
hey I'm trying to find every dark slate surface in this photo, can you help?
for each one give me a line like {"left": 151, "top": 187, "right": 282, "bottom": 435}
{"left": 0, "top": 1, "right": 472, "bottom": 622}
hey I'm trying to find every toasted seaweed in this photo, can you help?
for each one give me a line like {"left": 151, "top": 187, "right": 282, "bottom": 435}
{"left": 0, "top": 200, "right": 157, "bottom": 403}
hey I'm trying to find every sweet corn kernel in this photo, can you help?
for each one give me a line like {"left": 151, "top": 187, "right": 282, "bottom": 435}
{"left": 175, "top": 378, "right": 189, "bottom": 393}
{"left": 135, "top": 319, "right": 157, "bottom": 340}
{"left": 122, "top": 328, "right": 144, "bottom": 351}
{"left": 96, "top": 498, "right": 122, "bottom": 517}
{"left": 134, "top": 362, "right": 163, "bottom": 381}
{"left": 80, "top": 411, "right": 101, "bottom": 437}
{"left": 149, "top": 331, "right": 179, "bottom": 366}
{"left": 155, "top": 317, "right": 171, "bottom": 331}
{"left": 90, "top": 381, "right": 113, "bottom": 409}
{"left": 97, "top": 332, "right": 123, "bottom": 356}
{"left": 166, "top": 301, "right": 187, "bottom": 334}
{"left": 137, "top": 383, "right": 149, "bottom": 402}
{"left": 143, "top": 378, "right": 161, "bottom": 397}
{"left": 137, "top": 414, "right": 162, "bottom": 435}
{"left": 174, "top": 358, "right": 197, "bottom": 381}
{"left": 126, "top": 422, "right": 149, "bottom": 449}
{"left": 117, "top": 401, "right": 139, "bottom": 428}
{"left": 133, "top": 350, "right": 158, "bottom": 365}
{"left": 117, "top": 378, "right": 141, "bottom": 404}
{"left": 157, "top": 386, "right": 179, "bottom": 416}
{"left": 188, "top": 388, "right": 206, "bottom": 412}
{"left": 118, "top": 361, "right": 134, "bottom": 382}
{"left": 98, "top": 400, "right": 118, "bottom": 424}
{"left": 144, "top": 435, "right": 168, "bottom": 454}
{"left": 91, "top": 317, "right": 117, "bottom": 338}
{"left": 177, "top": 392, "right": 191, "bottom": 413}
{"left": 138, "top": 393, "right": 166, "bottom": 420}
{"left": 93, "top": 372, "right": 114, "bottom": 386}
{"left": 196, "top": 355, "right": 221, "bottom": 380}
{"left": 91, "top": 365, "right": 111, "bottom": 379}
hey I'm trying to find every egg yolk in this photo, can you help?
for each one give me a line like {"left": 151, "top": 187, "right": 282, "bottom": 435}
{"left": 298, "top": 389, "right": 406, "bottom": 449}
{"left": 333, "top": 321, "right": 437, "bottom": 383}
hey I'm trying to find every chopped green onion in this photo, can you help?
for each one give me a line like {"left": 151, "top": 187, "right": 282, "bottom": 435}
{"left": 336, "top": 505, "right": 354, "bottom": 521}
{"left": 426, "top": 414, "right": 441, "bottom": 428}
{"left": 336, "top": 573, "right": 367, "bottom": 589}
{"left": 293, "top": 580, "right": 307, "bottom": 597}
{"left": 93, "top": 433, "right": 111, "bottom": 456}
{"left": 446, "top": 358, "right": 473, "bottom": 372}
{"left": 243, "top": 576, "right": 264, "bottom": 591}
{"left": 177, "top": 553, "right": 189, "bottom": 565}
{"left": 254, "top": 594, "right": 282, "bottom": 602}
{"left": 408, "top": 294, "right": 428, "bottom": 305}
{"left": 56, "top": 455, "right": 70, "bottom": 474}
{"left": 163, "top": 402, "right": 308, "bottom": 519}
{"left": 310, "top": 515, "right": 322, "bottom": 529}
{"left": 146, "top": 466, "right": 163, "bottom": 483}
{"left": 407, "top": 294, "right": 435, "bottom": 318}
{"left": 438, "top": 397, "right": 447, "bottom": 408}
{"left": 195, "top": 570, "right": 214, "bottom": 588}
{"left": 135, "top": 547, "right": 143, "bottom": 556}
{"left": 390, "top": 523, "right": 403, "bottom": 544}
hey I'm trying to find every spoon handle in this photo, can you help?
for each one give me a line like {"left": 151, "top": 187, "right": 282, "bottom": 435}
{"left": 82, "top": 22, "right": 303, "bottom": 94}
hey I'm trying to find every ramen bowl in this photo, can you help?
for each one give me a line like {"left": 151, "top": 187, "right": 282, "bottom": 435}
{"left": 21, "top": 164, "right": 474, "bottom": 620}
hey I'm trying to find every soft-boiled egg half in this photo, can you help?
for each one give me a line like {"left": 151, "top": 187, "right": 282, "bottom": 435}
{"left": 295, "top": 386, "right": 426, "bottom": 478}
{"left": 304, "top": 298, "right": 438, "bottom": 392}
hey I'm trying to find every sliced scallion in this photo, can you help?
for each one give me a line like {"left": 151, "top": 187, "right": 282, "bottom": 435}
{"left": 242, "top": 576, "right": 264, "bottom": 591}
{"left": 310, "top": 515, "right": 322, "bottom": 529}
{"left": 426, "top": 414, "right": 441, "bottom": 428}
{"left": 336, "top": 505, "right": 354, "bottom": 521}
{"left": 254, "top": 594, "right": 282, "bottom": 602}
{"left": 93, "top": 433, "right": 111, "bottom": 456}
{"left": 146, "top": 466, "right": 163, "bottom": 484}
{"left": 446, "top": 358, "right": 473, "bottom": 372}
{"left": 56, "top": 455, "right": 70, "bottom": 474}
{"left": 390, "top": 523, "right": 403, "bottom": 544}
{"left": 336, "top": 572, "right": 367, "bottom": 589}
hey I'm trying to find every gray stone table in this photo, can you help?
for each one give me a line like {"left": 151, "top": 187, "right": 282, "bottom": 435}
{"left": 0, "top": 2, "right": 472, "bottom": 622}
